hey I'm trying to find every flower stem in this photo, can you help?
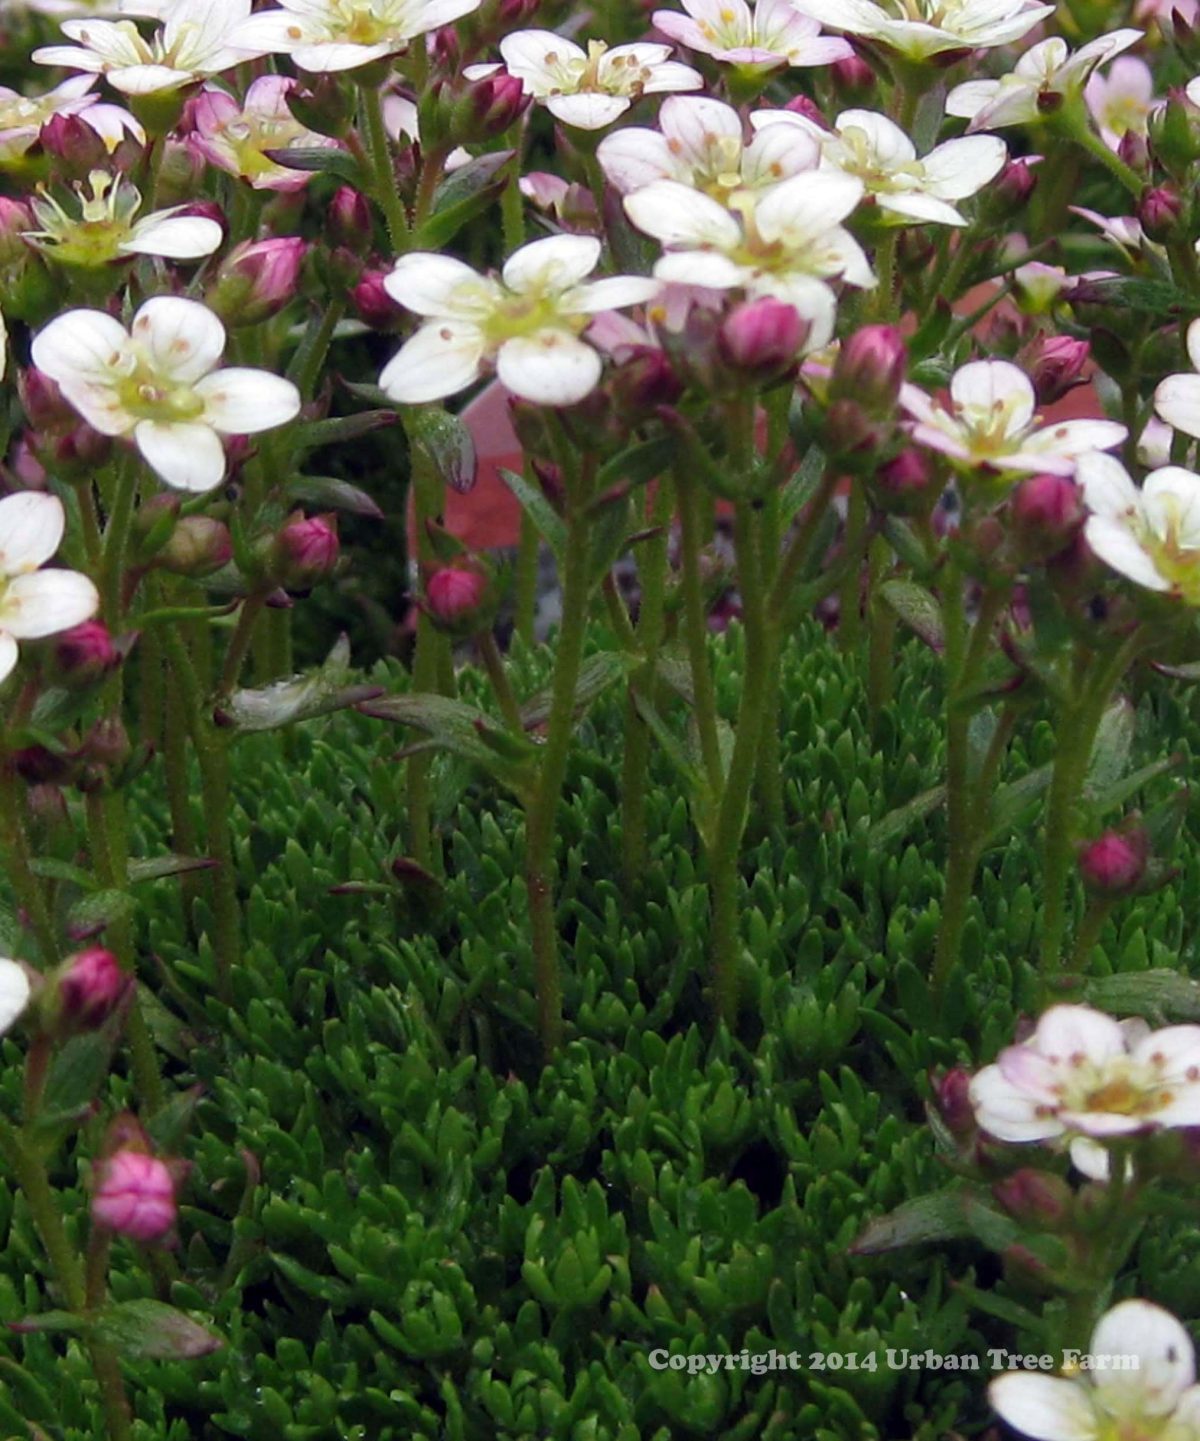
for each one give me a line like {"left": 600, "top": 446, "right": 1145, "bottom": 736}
{"left": 1055, "top": 105, "right": 1143, "bottom": 196}
{"left": 359, "top": 83, "right": 409, "bottom": 253}
{"left": 674, "top": 465, "right": 723, "bottom": 794}
{"left": 477, "top": 630, "right": 523, "bottom": 731}
{"left": 217, "top": 596, "right": 266, "bottom": 696}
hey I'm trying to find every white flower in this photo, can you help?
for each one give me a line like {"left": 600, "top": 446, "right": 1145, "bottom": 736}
{"left": 227, "top": 0, "right": 482, "bottom": 74}
{"left": 1087, "top": 56, "right": 1157, "bottom": 151}
{"left": 752, "top": 106, "right": 1006, "bottom": 226}
{"left": 990, "top": 1300, "right": 1200, "bottom": 1441}
{"left": 468, "top": 31, "right": 701, "bottom": 130}
{"left": 24, "top": 169, "right": 222, "bottom": 266}
{"left": 597, "top": 94, "right": 819, "bottom": 197}
{"left": 31, "top": 297, "right": 301, "bottom": 493}
{"left": 0, "top": 493, "right": 99, "bottom": 685}
{"left": 1156, "top": 318, "right": 1200, "bottom": 443}
{"left": 624, "top": 171, "right": 871, "bottom": 350}
{"left": 0, "top": 76, "right": 131, "bottom": 166}
{"left": 900, "top": 360, "right": 1126, "bottom": 478}
{"left": 790, "top": 0, "right": 1052, "bottom": 61}
{"left": 947, "top": 30, "right": 1143, "bottom": 133}
{"left": 970, "top": 1004, "right": 1200, "bottom": 1179}
{"left": 1079, "top": 452, "right": 1200, "bottom": 603}
{"left": 34, "top": 0, "right": 264, "bottom": 95}
{"left": 1070, "top": 204, "right": 1159, "bottom": 262}
{"left": 0, "top": 958, "right": 30, "bottom": 1036}
{"left": 651, "top": 0, "right": 853, "bottom": 72}
{"left": 379, "top": 235, "right": 661, "bottom": 406}
{"left": 189, "top": 77, "right": 341, "bottom": 191}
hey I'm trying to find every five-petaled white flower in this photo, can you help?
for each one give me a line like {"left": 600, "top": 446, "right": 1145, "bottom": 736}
{"left": 652, "top": 0, "right": 853, "bottom": 73}
{"left": 1087, "top": 56, "right": 1157, "bottom": 151}
{"left": 1155, "top": 318, "right": 1200, "bottom": 443}
{"left": 189, "top": 76, "right": 342, "bottom": 191}
{"left": 900, "top": 359, "right": 1126, "bottom": 478}
{"left": 467, "top": 31, "right": 702, "bottom": 130}
{"left": 790, "top": 0, "right": 1052, "bottom": 61}
{"left": 624, "top": 170, "right": 871, "bottom": 350}
{"left": 947, "top": 30, "right": 1143, "bottom": 133}
{"left": 34, "top": 0, "right": 264, "bottom": 95}
{"left": 970, "top": 1004, "right": 1200, "bottom": 1180}
{"left": 990, "top": 1300, "right": 1200, "bottom": 1441}
{"left": 24, "top": 169, "right": 222, "bottom": 266}
{"left": 379, "top": 235, "right": 661, "bottom": 406}
{"left": 227, "top": 0, "right": 482, "bottom": 74}
{"left": 597, "top": 95, "right": 819, "bottom": 197}
{"left": 752, "top": 106, "right": 1007, "bottom": 226}
{"left": 1078, "top": 453, "right": 1200, "bottom": 604}
{"left": 31, "top": 297, "right": 301, "bottom": 493}
{"left": 0, "top": 492, "right": 100, "bottom": 685}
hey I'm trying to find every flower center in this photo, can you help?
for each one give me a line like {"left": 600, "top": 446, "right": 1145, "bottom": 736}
{"left": 25, "top": 170, "right": 142, "bottom": 267}
{"left": 836, "top": 126, "right": 925, "bottom": 193}
{"left": 482, "top": 289, "right": 585, "bottom": 344}
{"left": 1141, "top": 495, "right": 1200, "bottom": 602}
{"left": 116, "top": 373, "right": 206, "bottom": 424}
{"left": 958, "top": 394, "right": 1032, "bottom": 455}
{"left": 326, "top": 0, "right": 394, "bottom": 45}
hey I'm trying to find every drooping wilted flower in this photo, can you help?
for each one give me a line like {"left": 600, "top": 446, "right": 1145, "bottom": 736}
{"left": 379, "top": 235, "right": 660, "bottom": 406}
{"left": 32, "top": 296, "right": 301, "bottom": 493}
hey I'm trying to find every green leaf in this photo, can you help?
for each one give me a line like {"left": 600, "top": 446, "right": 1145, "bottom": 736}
{"left": 286, "top": 476, "right": 385, "bottom": 520}
{"left": 33, "top": 1029, "right": 119, "bottom": 1132}
{"left": 867, "top": 783, "right": 945, "bottom": 848}
{"left": 519, "top": 653, "right": 633, "bottom": 730}
{"left": 406, "top": 407, "right": 477, "bottom": 495}
{"left": 216, "top": 636, "right": 383, "bottom": 734}
{"left": 261, "top": 146, "right": 362, "bottom": 184}
{"left": 294, "top": 410, "right": 398, "bottom": 452}
{"left": 987, "top": 763, "right": 1053, "bottom": 840}
{"left": 850, "top": 1188, "right": 980, "bottom": 1254}
{"left": 128, "top": 854, "right": 217, "bottom": 883}
{"left": 1083, "top": 700, "right": 1134, "bottom": 800}
{"left": 780, "top": 445, "right": 826, "bottom": 525}
{"left": 880, "top": 579, "right": 944, "bottom": 652}
{"left": 95, "top": 1300, "right": 223, "bottom": 1360}
{"left": 1084, "top": 968, "right": 1200, "bottom": 1024}
{"left": 499, "top": 469, "right": 566, "bottom": 566}
{"left": 415, "top": 151, "right": 513, "bottom": 250}
{"left": 358, "top": 693, "right": 535, "bottom": 791}
{"left": 67, "top": 888, "right": 136, "bottom": 939}
{"left": 1084, "top": 276, "right": 1189, "bottom": 317}
{"left": 596, "top": 436, "right": 676, "bottom": 493}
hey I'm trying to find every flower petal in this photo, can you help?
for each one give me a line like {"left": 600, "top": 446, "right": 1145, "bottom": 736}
{"left": 496, "top": 330, "right": 602, "bottom": 406}
{"left": 121, "top": 213, "right": 223, "bottom": 259}
{"left": 194, "top": 368, "right": 301, "bottom": 434}
{"left": 0, "top": 493, "right": 65, "bottom": 575}
{"left": 0, "top": 569, "right": 99, "bottom": 639}
{"left": 1085, "top": 515, "right": 1170, "bottom": 591}
{"left": 562, "top": 275, "right": 661, "bottom": 313}
{"left": 1034, "top": 1005, "right": 1128, "bottom": 1063}
{"left": 0, "top": 632, "right": 16, "bottom": 686}
{"left": 31, "top": 309, "right": 132, "bottom": 388}
{"left": 132, "top": 296, "right": 225, "bottom": 383}
{"left": 501, "top": 234, "right": 601, "bottom": 294}
{"left": 0, "top": 958, "right": 30, "bottom": 1036}
{"left": 1090, "top": 1301, "right": 1195, "bottom": 1418}
{"left": 624, "top": 180, "right": 742, "bottom": 248}
{"left": 379, "top": 321, "right": 486, "bottom": 404}
{"left": 134, "top": 419, "right": 227, "bottom": 492}
{"left": 1155, "top": 373, "right": 1200, "bottom": 440}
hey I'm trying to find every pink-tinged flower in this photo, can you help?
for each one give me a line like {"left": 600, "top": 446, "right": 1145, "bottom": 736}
{"left": 379, "top": 235, "right": 660, "bottom": 406}
{"left": 207, "top": 237, "right": 308, "bottom": 326}
{"left": 272, "top": 513, "right": 339, "bottom": 589}
{"left": 598, "top": 94, "right": 819, "bottom": 197}
{"left": 92, "top": 1149, "right": 177, "bottom": 1242}
{"left": 227, "top": 0, "right": 482, "bottom": 72}
{"left": 970, "top": 1004, "right": 1200, "bottom": 1179}
{"left": 900, "top": 360, "right": 1126, "bottom": 479}
{"left": 1137, "top": 0, "right": 1198, "bottom": 22}
{"left": 719, "top": 298, "right": 807, "bottom": 377}
{"left": 33, "top": 0, "right": 266, "bottom": 96}
{"left": 1070, "top": 204, "right": 1158, "bottom": 261}
{"left": 791, "top": 0, "right": 1052, "bottom": 60}
{"left": 0, "top": 75, "right": 106, "bottom": 165}
{"left": 1086, "top": 56, "right": 1157, "bottom": 151}
{"left": 624, "top": 170, "right": 871, "bottom": 351}
{"left": 753, "top": 105, "right": 1006, "bottom": 226}
{"left": 0, "top": 493, "right": 99, "bottom": 684}
{"left": 947, "top": 30, "right": 1143, "bottom": 133}
{"left": 55, "top": 946, "right": 130, "bottom": 1030}
{"left": 189, "top": 77, "right": 340, "bottom": 192}
{"left": 991, "top": 1301, "right": 1200, "bottom": 1441}
{"left": 1155, "top": 318, "right": 1200, "bottom": 442}
{"left": 467, "top": 31, "right": 702, "bottom": 130}
{"left": 1078, "top": 452, "right": 1200, "bottom": 602}
{"left": 1012, "top": 261, "right": 1070, "bottom": 314}
{"left": 652, "top": 0, "right": 853, "bottom": 72}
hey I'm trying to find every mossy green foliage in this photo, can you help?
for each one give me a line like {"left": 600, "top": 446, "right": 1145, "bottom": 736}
{"left": 1, "top": 622, "right": 1198, "bottom": 1439}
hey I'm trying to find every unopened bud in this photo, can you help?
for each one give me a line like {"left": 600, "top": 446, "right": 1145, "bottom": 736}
{"left": 53, "top": 947, "right": 131, "bottom": 1033}
{"left": 83, "top": 717, "right": 131, "bottom": 770}
{"left": 875, "top": 448, "right": 935, "bottom": 512}
{"left": 19, "top": 368, "right": 75, "bottom": 434}
{"left": 782, "top": 94, "right": 831, "bottom": 129}
{"left": 328, "top": 186, "right": 372, "bottom": 252}
{"left": 831, "top": 52, "right": 875, "bottom": 101}
{"left": 424, "top": 564, "right": 491, "bottom": 635}
{"left": 1148, "top": 90, "right": 1200, "bottom": 176}
{"left": 157, "top": 515, "right": 231, "bottom": 577}
{"left": 934, "top": 1067, "right": 975, "bottom": 1138}
{"left": 39, "top": 111, "right": 108, "bottom": 177}
{"left": 52, "top": 620, "right": 119, "bottom": 688}
{"left": 718, "top": 298, "right": 807, "bottom": 383}
{"left": 1078, "top": 825, "right": 1148, "bottom": 896}
{"left": 92, "top": 1148, "right": 177, "bottom": 1242}
{"left": 992, "top": 1169, "right": 1072, "bottom": 1227}
{"left": 285, "top": 75, "right": 352, "bottom": 138}
{"left": 982, "top": 158, "right": 1039, "bottom": 221}
{"left": 1010, "top": 473, "right": 1084, "bottom": 559}
{"left": 451, "top": 71, "right": 529, "bottom": 144}
{"left": 1117, "top": 128, "right": 1150, "bottom": 175}
{"left": 610, "top": 345, "right": 683, "bottom": 414}
{"left": 352, "top": 269, "right": 405, "bottom": 330}
{"left": 1029, "top": 336, "right": 1089, "bottom": 405}
{"left": 272, "top": 512, "right": 339, "bottom": 590}
{"left": 207, "top": 237, "right": 307, "bottom": 327}
{"left": 1138, "top": 184, "right": 1185, "bottom": 242}
{"left": 830, "top": 324, "right": 906, "bottom": 414}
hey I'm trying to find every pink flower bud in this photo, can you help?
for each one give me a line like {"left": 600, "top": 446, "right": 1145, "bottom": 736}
{"left": 452, "top": 72, "right": 529, "bottom": 144}
{"left": 1079, "top": 827, "right": 1148, "bottom": 896}
{"left": 1138, "top": 184, "right": 1184, "bottom": 242}
{"left": 830, "top": 324, "right": 907, "bottom": 414}
{"left": 0, "top": 195, "right": 33, "bottom": 268}
{"left": 782, "top": 95, "right": 831, "bottom": 130}
{"left": 157, "top": 515, "right": 231, "bottom": 577}
{"left": 92, "top": 1149, "right": 177, "bottom": 1242}
{"left": 19, "top": 367, "right": 75, "bottom": 434}
{"left": 1010, "top": 473, "right": 1084, "bottom": 557}
{"left": 178, "top": 198, "right": 226, "bottom": 230}
{"left": 718, "top": 299, "right": 806, "bottom": 381}
{"left": 272, "top": 513, "right": 339, "bottom": 591}
{"left": 208, "top": 237, "right": 307, "bottom": 327}
{"left": 990, "top": 158, "right": 1039, "bottom": 213}
{"left": 329, "top": 186, "right": 372, "bottom": 251}
{"left": 1117, "top": 128, "right": 1150, "bottom": 175}
{"left": 83, "top": 716, "right": 132, "bottom": 769}
{"left": 831, "top": 53, "right": 875, "bottom": 100}
{"left": 878, "top": 448, "right": 934, "bottom": 497}
{"left": 1028, "top": 336, "right": 1089, "bottom": 406}
{"left": 992, "top": 1169, "right": 1071, "bottom": 1227}
{"left": 39, "top": 111, "right": 109, "bottom": 176}
{"left": 52, "top": 620, "right": 119, "bottom": 688}
{"left": 55, "top": 947, "right": 130, "bottom": 1033}
{"left": 934, "top": 1067, "right": 974, "bottom": 1138}
{"left": 425, "top": 565, "right": 489, "bottom": 630}
{"left": 610, "top": 345, "right": 683, "bottom": 413}
{"left": 353, "top": 269, "right": 405, "bottom": 330}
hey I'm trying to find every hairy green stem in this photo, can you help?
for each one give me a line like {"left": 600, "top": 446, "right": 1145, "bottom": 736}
{"left": 478, "top": 630, "right": 523, "bottom": 731}
{"left": 674, "top": 466, "right": 723, "bottom": 794}
{"left": 359, "top": 82, "right": 409, "bottom": 252}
